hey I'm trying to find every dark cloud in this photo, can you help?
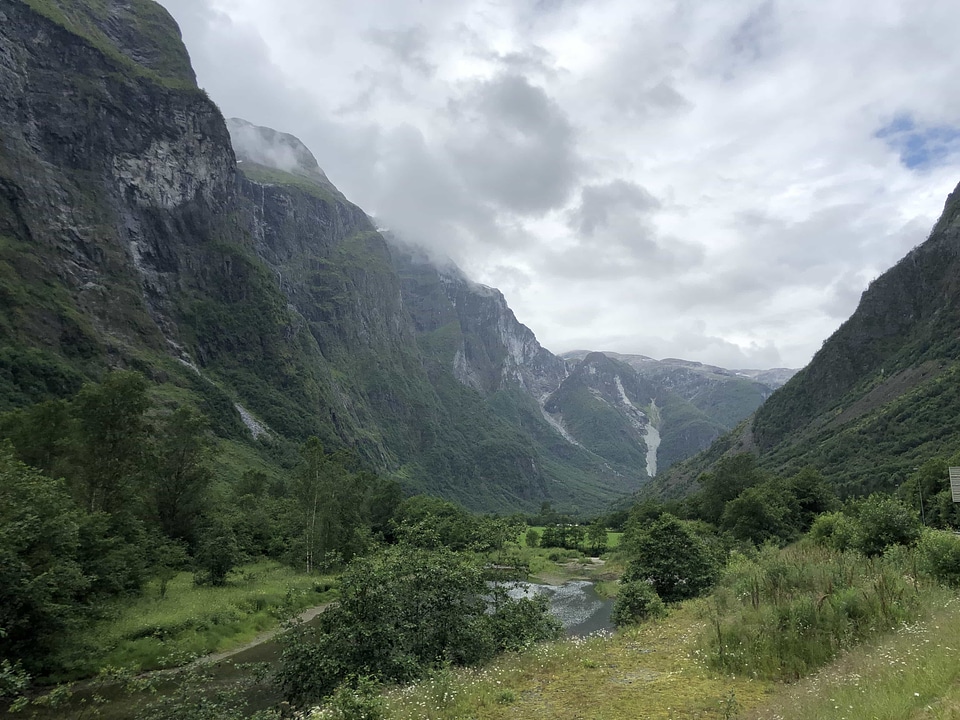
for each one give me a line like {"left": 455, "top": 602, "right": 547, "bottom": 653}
{"left": 729, "top": 1, "right": 780, "bottom": 64}
{"left": 446, "top": 73, "right": 585, "bottom": 214}
{"left": 367, "top": 25, "right": 435, "bottom": 76}
{"left": 571, "top": 180, "right": 660, "bottom": 236}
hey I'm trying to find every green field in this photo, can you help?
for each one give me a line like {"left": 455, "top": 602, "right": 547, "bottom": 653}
{"left": 57, "top": 560, "right": 336, "bottom": 678}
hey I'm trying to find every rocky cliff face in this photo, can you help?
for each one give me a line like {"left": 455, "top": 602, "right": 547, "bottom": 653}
{"left": 0, "top": 0, "right": 236, "bottom": 376}
{"left": 1, "top": 0, "right": 653, "bottom": 515}
{"left": 387, "top": 240, "right": 567, "bottom": 398}
{"left": 0, "top": 0, "right": 803, "bottom": 512}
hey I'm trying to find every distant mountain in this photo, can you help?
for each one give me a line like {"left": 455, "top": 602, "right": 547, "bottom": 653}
{"left": 656, "top": 181, "right": 960, "bottom": 498}
{"left": 557, "top": 351, "right": 793, "bottom": 474}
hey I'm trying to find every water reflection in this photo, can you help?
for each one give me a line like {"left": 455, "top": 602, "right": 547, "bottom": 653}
{"left": 495, "top": 580, "right": 614, "bottom": 636}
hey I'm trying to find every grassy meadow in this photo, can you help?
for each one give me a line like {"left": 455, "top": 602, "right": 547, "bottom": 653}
{"left": 55, "top": 560, "right": 337, "bottom": 679}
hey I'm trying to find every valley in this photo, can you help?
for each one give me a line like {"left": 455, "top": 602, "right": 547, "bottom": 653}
{"left": 2, "top": 1, "right": 960, "bottom": 719}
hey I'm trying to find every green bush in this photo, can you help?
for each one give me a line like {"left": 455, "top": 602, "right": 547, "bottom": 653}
{"left": 276, "top": 546, "right": 561, "bottom": 705}
{"left": 611, "top": 581, "right": 665, "bottom": 627}
{"left": 622, "top": 514, "right": 720, "bottom": 603}
{"left": 808, "top": 511, "right": 857, "bottom": 551}
{"left": 917, "top": 529, "right": 960, "bottom": 586}
{"left": 853, "top": 495, "right": 921, "bottom": 557}
{"left": 315, "top": 675, "right": 385, "bottom": 720}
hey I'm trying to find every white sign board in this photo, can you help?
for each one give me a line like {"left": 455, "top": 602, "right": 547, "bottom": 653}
{"left": 950, "top": 467, "right": 960, "bottom": 503}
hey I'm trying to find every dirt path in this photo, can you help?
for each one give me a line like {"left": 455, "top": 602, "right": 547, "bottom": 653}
{"left": 198, "top": 602, "right": 332, "bottom": 666}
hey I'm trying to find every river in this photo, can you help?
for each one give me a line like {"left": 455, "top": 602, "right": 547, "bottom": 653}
{"left": 497, "top": 579, "right": 614, "bottom": 636}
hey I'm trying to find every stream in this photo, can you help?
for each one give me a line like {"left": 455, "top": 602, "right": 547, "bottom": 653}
{"left": 12, "top": 581, "right": 613, "bottom": 718}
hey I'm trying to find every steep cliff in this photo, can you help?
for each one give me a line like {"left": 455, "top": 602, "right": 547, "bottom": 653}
{"left": 0, "top": 0, "right": 652, "bottom": 517}
{"left": 0, "top": 0, "right": 802, "bottom": 513}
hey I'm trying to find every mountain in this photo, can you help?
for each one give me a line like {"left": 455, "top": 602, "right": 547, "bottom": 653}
{"left": 0, "top": 0, "right": 647, "bottom": 514}
{"left": 557, "top": 351, "right": 793, "bottom": 474}
{"left": 0, "top": 0, "right": 795, "bottom": 514}
{"left": 657, "top": 181, "right": 960, "bottom": 498}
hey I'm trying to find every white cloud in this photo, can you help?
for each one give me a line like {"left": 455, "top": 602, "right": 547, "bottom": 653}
{"left": 159, "top": 0, "right": 960, "bottom": 369}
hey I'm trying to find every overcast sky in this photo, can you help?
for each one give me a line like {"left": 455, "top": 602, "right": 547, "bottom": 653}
{"left": 157, "top": 0, "right": 960, "bottom": 370}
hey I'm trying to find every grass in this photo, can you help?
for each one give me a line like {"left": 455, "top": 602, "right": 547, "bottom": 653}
{"left": 698, "top": 542, "right": 946, "bottom": 682}
{"left": 743, "top": 596, "right": 960, "bottom": 719}
{"left": 59, "top": 560, "right": 336, "bottom": 678}
{"left": 238, "top": 162, "right": 341, "bottom": 204}
{"left": 377, "top": 604, "right": 772, "bottom": 720}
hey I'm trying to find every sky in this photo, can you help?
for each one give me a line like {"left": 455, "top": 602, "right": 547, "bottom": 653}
{"left": 157, "top": 0, "right": 960, "bottom": 370}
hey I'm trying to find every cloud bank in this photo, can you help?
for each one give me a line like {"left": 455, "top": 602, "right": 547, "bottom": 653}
{"left": 158, "top": 0, "right": 960, "bottom": 369}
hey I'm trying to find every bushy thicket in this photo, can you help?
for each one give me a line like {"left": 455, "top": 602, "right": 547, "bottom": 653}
{"left": 277, "top": 546, "right": 561, "bottom": 705}
{"left": 620, "top": 514, "right": 723, "bottom": 603}
{"left": 611, "top": 581, "right": 665, "bottom": 627}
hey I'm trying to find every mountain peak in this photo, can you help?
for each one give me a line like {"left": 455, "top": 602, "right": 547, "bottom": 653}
{"left": 226, "top": 119, "right": 344, "bottom": 198}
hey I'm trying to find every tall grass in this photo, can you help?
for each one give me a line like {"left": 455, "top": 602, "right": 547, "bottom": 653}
{"left": 746, "top": 596, "right": 960, "bottom": 719}
{"left": 699, "top": 542, "right": 941, "bottom": 681}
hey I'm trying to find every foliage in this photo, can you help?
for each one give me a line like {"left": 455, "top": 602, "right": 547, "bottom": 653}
{"left": 290, "top": 439, "right": 386, "bottom": 572}
{"left": 916, "top": 528, "right": 960, "bottom": 587}
{"left": 808, "top": 511, "right": 857, "bottom": 551}
{"left": 586, "top": 520, "right": 608, "bottom": 555}
{"left": 720, "top": 481, "right": 796, "bottom": 545}
{"left": 902, "top": 455, "right": 960, "bottom": 529}
{"left": 539, "top": 522, "right": 586, "bottom": 551}
{"left": 621, "top": 514, "right": 721, "bottom": 603}
{"left": 611, "top": 581, "right": 665, "bottom": 627}
{"left": 695, "top": 453, "right": 766, "bottom": 525}
{"left": 700, "top": 543, "right": 925, "bottom": 681}
{"left": 308, "top": 675, "right": 385, "bottom": 720}
{"left": 276, "top": 546, "right": 560, "bottom": 705}
{"left": 70, "top": 370, "right": 150, "bottom": 514}
{"left": 148, "top": 406, "right": 213, "bottom": 547}
{"left": 0, "top": 444, "right": 88, "bottom": 672}
{"left": 851, "top": 494, "right": 922, "bottom": 557}
{"left": 194, "top": 519, "right": 240, "bottom": 586}
{"left": 524, "top": 528, "right": 540, "bottom": 548}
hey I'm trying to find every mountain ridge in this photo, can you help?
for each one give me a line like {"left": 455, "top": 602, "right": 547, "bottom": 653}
{"left": 0, "top": 0, "right": 799, "bottom": 514}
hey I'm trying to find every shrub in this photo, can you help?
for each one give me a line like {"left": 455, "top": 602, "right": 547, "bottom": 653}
{"left": 525, "top": 528, "right": 540, "bottom": 548}
{"left": 622, "top": 514, "right": 720, "bottom": 603}
{"left": 611, "top": 581, "right": 665, "bottom": 627}
{"left": 276, "top": 546, "right": 560, "bottom": 705}
{"left": 853, "top": 495, "right": 921, "bottom": 557}
{"left": 808, "top": 511, "right": 856, "bottom": 550}
{"left": 917, "top": 529, "right": 960, "bottom": 586}
{"left": 312, "top": 676, "right": 384, "bottom": 720}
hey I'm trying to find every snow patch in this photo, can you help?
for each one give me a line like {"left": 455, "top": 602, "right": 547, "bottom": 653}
{"left": 613, "top": 376, "right": 660, "bottom": 477}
